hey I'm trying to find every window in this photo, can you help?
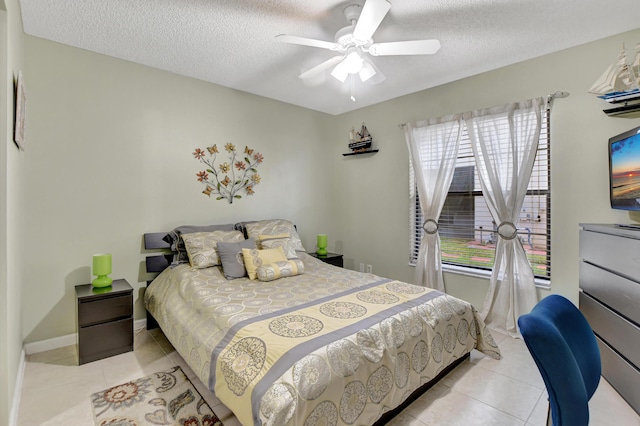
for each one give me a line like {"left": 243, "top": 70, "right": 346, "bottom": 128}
{"left": 410, "top": 110, "right": 550, "bottom": 280}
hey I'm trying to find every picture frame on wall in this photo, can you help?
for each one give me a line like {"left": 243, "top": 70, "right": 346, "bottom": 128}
{"left": 14, "top": 71, "right": 26, "bottom": 150}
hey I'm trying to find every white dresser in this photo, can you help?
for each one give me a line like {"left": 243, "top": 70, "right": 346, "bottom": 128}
{"left": 579, "top": 223, "right": 640, "bottom": 415}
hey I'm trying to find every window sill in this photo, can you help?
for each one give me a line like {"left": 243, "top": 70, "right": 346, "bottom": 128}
{"left": 410, "top": 263, "right": 551, "bottom": 290}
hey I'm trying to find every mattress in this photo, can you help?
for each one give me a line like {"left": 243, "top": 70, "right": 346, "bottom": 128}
{"left": 144, "top": 252, "right": 500, "bottom": 426}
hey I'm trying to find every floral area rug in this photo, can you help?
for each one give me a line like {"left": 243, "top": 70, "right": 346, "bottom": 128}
{"left": 91, "top": 366, "right": 223, "bottom": 426}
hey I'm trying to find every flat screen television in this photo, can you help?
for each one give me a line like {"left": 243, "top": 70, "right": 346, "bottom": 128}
{"left": 609, "top": 125, "right": 640, "bottom": 211}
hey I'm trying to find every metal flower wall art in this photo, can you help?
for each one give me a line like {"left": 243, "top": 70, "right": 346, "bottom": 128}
{"left": 193, "top": 143, "right": 264, "bottom": 203}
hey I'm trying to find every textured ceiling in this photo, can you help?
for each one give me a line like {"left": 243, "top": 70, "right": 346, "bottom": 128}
{"left": 18, "top": 0, "right": 640, "bottom": 115}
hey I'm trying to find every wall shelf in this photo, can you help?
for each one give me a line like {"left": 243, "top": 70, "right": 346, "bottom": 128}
{"left": 603, "top": 103, "right": 640, "bottom": 118}
{"left": 342, "top": 149, "right": 379, "bottom": 157}
{"left": 602, "top": 93, "right": 640, "bottom": 118}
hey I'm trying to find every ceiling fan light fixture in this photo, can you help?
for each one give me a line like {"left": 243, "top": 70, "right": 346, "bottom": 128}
{"left": 331, "top": 61, "right": 349, "bottom": 82}
{"left": 343, "top": 49, "right": 364, "bottom": 74}
{"left": 359, "top": 60, "right": 376, "bottom": 82}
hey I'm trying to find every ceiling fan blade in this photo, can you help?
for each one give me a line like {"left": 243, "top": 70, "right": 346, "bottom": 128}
{"left": 299, "top": 56, "right": 345, "bottom": 80}
{"left": 276, "top": 34, "right": 341, "bottom": 51}
{"left": 369, "top": 39, "right": 441, "bottom": 56}
{"left": 353, "top": 0, "right": 391, "bottom": 41}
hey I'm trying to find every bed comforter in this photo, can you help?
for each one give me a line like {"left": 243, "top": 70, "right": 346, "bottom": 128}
{"left": 144, "top": 252, "right": 500, "bottom": 426}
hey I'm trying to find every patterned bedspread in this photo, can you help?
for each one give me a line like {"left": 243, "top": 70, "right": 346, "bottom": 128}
{"left": 144, "top": 252, "right": 500, "bottom": 426}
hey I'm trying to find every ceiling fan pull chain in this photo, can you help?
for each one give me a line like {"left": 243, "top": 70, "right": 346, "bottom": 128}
{"left": 350, "top": 75, "right": 356, "bottom": 102}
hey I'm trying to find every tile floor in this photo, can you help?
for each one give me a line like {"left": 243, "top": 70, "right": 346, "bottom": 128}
{"left": 17, "top": 327, "right": 640, "bottom": 426}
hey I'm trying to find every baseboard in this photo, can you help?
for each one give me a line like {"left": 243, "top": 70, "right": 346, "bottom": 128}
{"left": 9, "top": 349, "right": 26, "bottom": 426}
{"left": 134, "top": 318, "right": 147, "bottom": 331}
{"left": 24, "top": 333, "right": 76, "bottom": 355}
{"left": 24, "top": 318, "right": 147, "bottom": 355}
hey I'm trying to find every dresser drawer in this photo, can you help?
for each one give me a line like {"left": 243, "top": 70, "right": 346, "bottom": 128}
{"left": 580, "top": 292, "right": 640, "bottom": 368}
{"left": 579, "top": 262, "right": 640, "bottom": 326}
{"left": 78, "top": 317, "right": 133, "bottom": 364}
{"left": 78, "top": 294, "right": 133, "bottom": 327}
{"left": 579, "top": 229, "right": 640, "bottom": 283}
{"left": 596, "top": 336, "right": 640, "bottom": 415}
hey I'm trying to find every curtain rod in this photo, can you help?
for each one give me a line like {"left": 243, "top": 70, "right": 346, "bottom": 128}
{"left": 397, "top": 91, "right": 570, "bottom": 128}
{"left": 547, "top": 90, "right": 570, "bottom": 104}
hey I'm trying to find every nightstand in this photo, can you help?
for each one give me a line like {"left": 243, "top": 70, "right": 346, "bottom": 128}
{"left": 75, "top": 279, "right": 133, "bottom": 364}
{"left": 309, "top": 252, "right": 344, "bottom": 268}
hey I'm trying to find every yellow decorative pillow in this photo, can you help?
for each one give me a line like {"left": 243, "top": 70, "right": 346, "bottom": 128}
{"left": 242, "top": 246, "right": 288, "bottom": 280}
{"left": 256, "top": 259, "right": 305, "bottom": 282}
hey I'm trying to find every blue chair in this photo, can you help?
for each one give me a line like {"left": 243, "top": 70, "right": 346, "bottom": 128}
{"left": 518, "top": 294, "right": 601, "bottom": 426}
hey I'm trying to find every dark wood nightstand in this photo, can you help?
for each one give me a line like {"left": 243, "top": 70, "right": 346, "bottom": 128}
{"left": 309, "top": 252, "right": 344, "bottom": 268}
{"left": 75, "top": 279, "right": 133, "bottom": 364}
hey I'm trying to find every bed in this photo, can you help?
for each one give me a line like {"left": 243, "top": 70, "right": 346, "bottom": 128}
{"left": 143, "top": 220, "right": 501, "bottom": 426}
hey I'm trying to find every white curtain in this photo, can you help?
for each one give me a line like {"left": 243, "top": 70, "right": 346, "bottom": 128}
{"left": 463, "top": 98, "right": 545, "bottom": 337}
{"left": 404, "top": 116, "right": 463, "bottom": 290}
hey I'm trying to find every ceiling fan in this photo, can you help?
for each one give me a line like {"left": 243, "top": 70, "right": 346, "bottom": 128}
{"left": 276, "top": 0, "right": 441, "bottom": 85}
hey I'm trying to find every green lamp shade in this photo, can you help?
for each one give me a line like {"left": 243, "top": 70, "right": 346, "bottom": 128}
{"left": 92, "top": 253, "right": 113, "bottom": 288}
{"left": 317, "top": 234, "right": 327, "bottom": 256}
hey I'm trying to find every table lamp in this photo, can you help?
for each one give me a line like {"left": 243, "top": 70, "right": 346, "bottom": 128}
{"left": 92, "top": 253, "right": 113, "bottom": 288}
{"left": 317, "top": 234, "right": 327, "bottom": 256}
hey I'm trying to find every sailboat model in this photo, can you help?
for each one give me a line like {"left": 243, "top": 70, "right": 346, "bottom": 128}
{"left": 348, "top": 123, "right": 373, "bottom": 152}
{"left": 589, "top": 43, "right": 640, "bottom": 101}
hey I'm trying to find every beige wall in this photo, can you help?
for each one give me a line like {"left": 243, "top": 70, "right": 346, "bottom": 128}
{"left": 22, "top": 36, "right": 337, "bottom": 344}
{"left": 0, "top": 0, "right": 23, "bottom": 424}
{"left": 331, "top": 28, "right": 640, "bottom": 308}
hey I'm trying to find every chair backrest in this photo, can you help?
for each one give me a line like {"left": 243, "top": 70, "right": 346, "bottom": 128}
{"left": 518, "top": 294, "right": 601, "bottom": 426}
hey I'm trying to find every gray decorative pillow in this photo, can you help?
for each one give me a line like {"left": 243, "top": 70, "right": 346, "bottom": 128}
{"left": 244, "top": 219, "right": 306, "bottom": 252}
{"left": 181, "top": 230, "right": 244, "bottom": 269}
{"left": 217, "top": 238, "right": 257, "bottom": 279}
